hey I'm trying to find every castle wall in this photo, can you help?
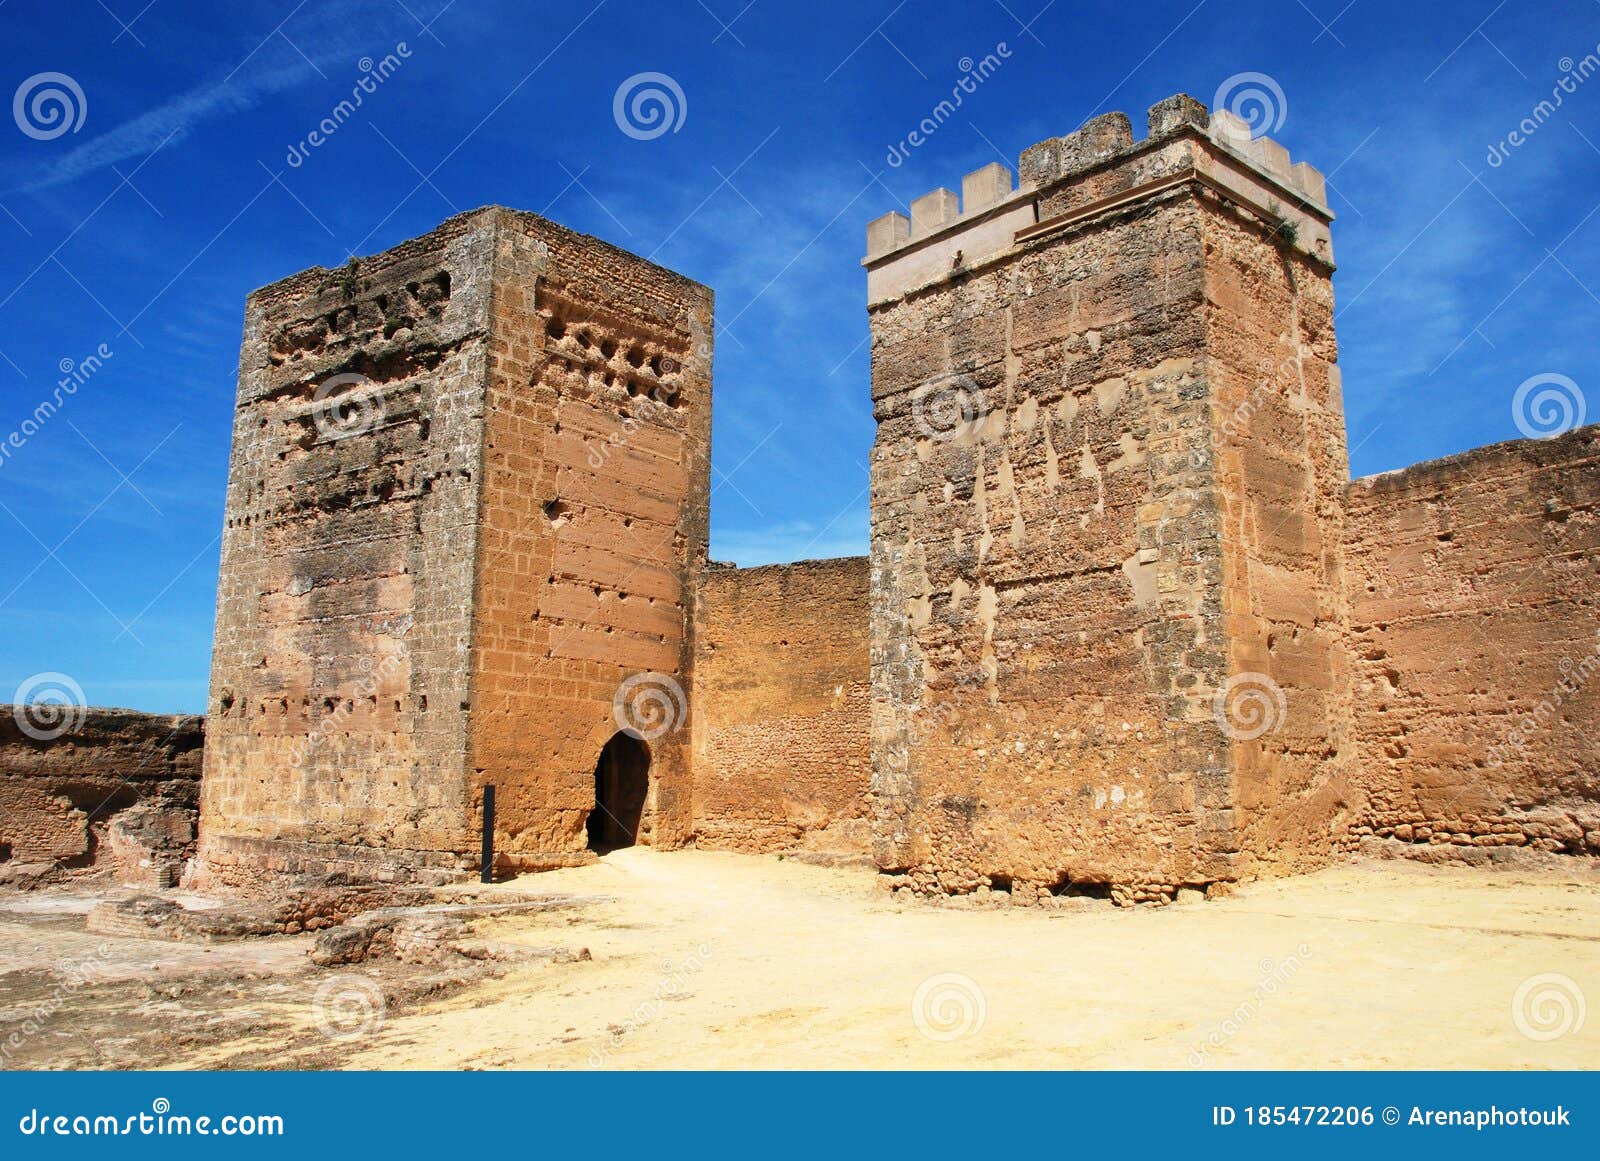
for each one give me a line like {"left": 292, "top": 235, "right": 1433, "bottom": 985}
{"left": 466, "top": 214, "right": 712, "bottom": 867}
{"left": 691, "top": 558, "right": 872, "bottom": 855}
{"left": 1344, "top": 425, "right": 1600, "bottom": 857}
{"left": 164, "top": 114, "right": 1596, "bottom": 897}
{"left": 0, "top": 708, "right": 203, "bottom": 884}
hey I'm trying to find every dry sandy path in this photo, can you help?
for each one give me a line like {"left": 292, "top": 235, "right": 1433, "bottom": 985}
{"left": 329, "top": 850, "right": 1599, "bottom": 1070}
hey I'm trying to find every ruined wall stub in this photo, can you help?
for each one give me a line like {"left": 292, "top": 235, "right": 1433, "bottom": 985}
{"left": 194, "top": 207, "right": 711, "bottom": 887}
{"left": 1, "top": 707, "right": 203, "bottom": 884}
{"left": 864, "top": 95, "right": 1351, "bottom": 900}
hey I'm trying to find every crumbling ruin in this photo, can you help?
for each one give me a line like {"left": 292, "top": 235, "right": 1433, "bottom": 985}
{"left": 6, "top": 94, "right": 1596, "bottom": 904}
{"left": 0, "top": 707, "right": 203, "bottom": 888}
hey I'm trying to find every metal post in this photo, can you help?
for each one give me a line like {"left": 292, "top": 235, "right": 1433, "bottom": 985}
{"left": 480, "top": 784, "right": 495, "bottom": 884}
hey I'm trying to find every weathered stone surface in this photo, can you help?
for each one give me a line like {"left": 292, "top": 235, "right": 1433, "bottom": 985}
{"left": 1344, "top": 426, "right": 1600, "bottom": 860}
{"left": 0, "top": 860, "right": 62, "bottom": 889}
{"left": 309, "top": 896, "right": 599, "bottom": 964}
{"left": 105, "top": 800, "right": 196, "bottom": 889}
{"left": 84, "top": 881, "right": 431, "bottom": 942}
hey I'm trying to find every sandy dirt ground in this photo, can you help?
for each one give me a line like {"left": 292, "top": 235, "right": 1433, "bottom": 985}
{"left": 2, "top": 850, "right": 1596, "bottom": 1070}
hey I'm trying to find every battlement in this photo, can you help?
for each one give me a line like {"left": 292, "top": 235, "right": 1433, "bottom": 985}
{"left": 864, "top": 92, "right": 1333, "bottom": 304}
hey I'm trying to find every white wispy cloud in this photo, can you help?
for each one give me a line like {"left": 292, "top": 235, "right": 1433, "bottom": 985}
{"left": 8, "top": 63, "right": 310, "bottom": 194}
{"left": 5, "top": 0, "right": 409, "bottom": 194}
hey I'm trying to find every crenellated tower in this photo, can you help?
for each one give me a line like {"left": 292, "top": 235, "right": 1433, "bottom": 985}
{"left": 863, "top": 95, "right": 1353, "bottom": 901}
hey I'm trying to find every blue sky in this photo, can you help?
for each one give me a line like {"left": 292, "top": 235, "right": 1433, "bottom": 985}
{"left": 1, "top": 0, "right": 1597, "bottom": 713}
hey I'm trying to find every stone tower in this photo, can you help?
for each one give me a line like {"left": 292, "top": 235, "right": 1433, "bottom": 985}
{"left": 864, "top": 96, "right": 1353, "bottom": 902}
{"left": 194, "top": 207, "right": 713, "bottom": 887}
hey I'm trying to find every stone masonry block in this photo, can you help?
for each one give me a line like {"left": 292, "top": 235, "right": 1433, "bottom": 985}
{"left": 960, "top": 163, "right": 1013, "bottom": 215}
{"left": 1147, "top": 93, "right": 1208, "bottom": 138}
{"left": 866, "top": 211, "right": 911, "bottom": 257}
{"left": 909, "top": 188, "right": 960, "bottom": 237}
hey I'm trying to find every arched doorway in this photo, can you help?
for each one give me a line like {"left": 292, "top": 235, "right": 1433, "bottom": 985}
{"left": 587, "top": 731, "right": 650, "bottom": 853}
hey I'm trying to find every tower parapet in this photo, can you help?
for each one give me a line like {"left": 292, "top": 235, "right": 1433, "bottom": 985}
{"left": 865, "top": 95, "right": 1332, "bottom": 305}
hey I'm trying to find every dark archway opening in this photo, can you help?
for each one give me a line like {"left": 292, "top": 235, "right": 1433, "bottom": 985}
{"left": 586, "top": 731, "right": 650, "bottom": 853}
